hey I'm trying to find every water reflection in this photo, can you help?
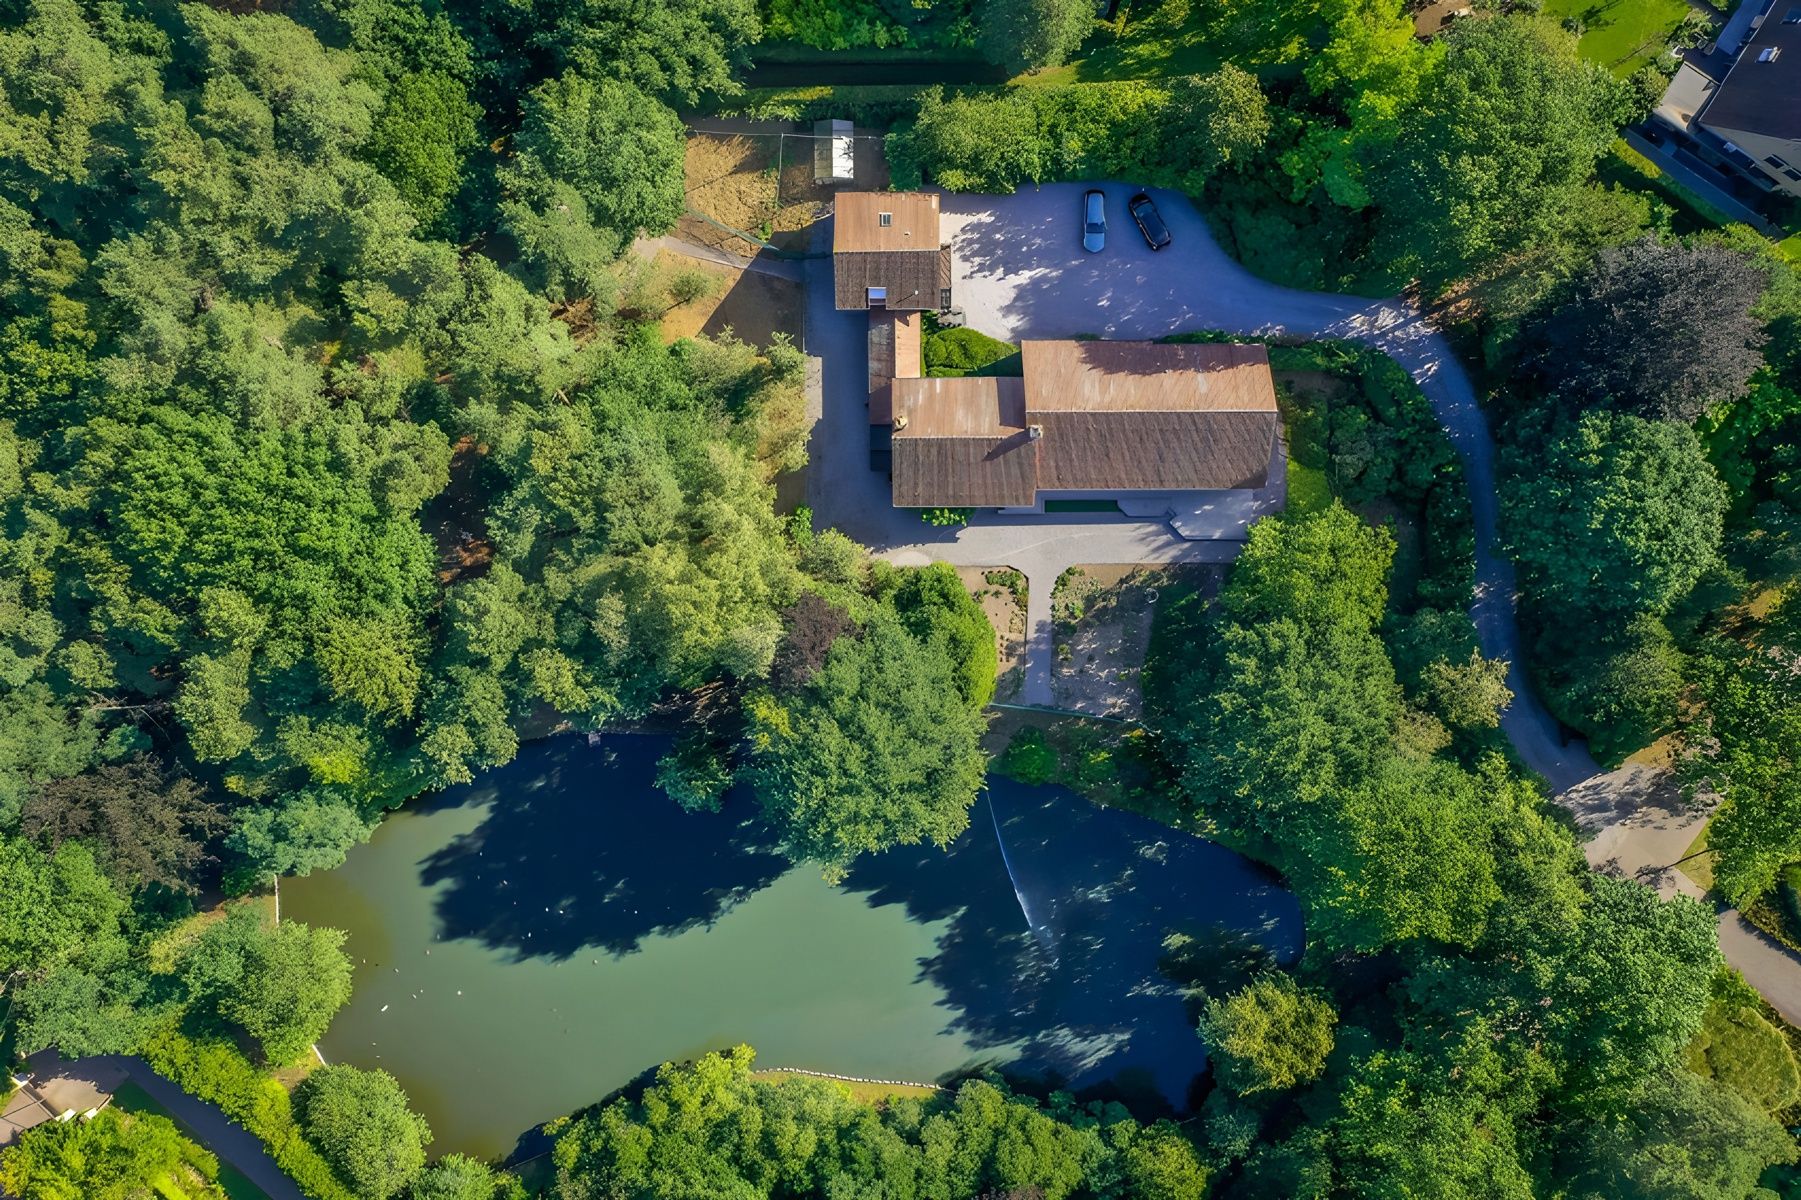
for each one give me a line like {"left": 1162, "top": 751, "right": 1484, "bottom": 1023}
{"left": 418, "top": 740, "right": 790, "bottom": 960}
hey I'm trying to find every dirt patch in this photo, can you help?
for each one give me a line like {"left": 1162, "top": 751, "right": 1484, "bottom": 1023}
{"left": 959, "top": 566, "right": 1028, "bottom": 703}
{"left": 652, "top": 250, "right": 804, "bottom": 349}
{"left": 424, "top": 436, "right": 494, "bottom": 586}
{"left": 682, "top": 129, "right": 890, "bottom": 256}
{"left": 1051, "top": 563, "right": 1226, "bottom": 719}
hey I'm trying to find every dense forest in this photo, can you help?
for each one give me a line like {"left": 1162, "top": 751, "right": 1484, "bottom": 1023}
{"left": 1, "top": 0, "right": 1800, "bottom": 1196}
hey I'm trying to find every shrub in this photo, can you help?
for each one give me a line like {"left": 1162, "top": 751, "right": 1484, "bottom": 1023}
{"left": 139, "top": 1022, "right": 359, "bottom": 1200}
{"left": 997, "top": 727, "right": 1059, "bottom": 784}
{"left": 920, "top": 506, "right": 973, "bottom": 526}
{"left": 923, "top": 326, "right": 1019, "bottom": 376}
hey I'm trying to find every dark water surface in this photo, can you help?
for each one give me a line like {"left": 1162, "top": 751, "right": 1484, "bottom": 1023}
{"left": 283, "top": 735, "right": 1300, "bottom": 1158}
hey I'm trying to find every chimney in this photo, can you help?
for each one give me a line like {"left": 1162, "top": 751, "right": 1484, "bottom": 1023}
{"left": 1027, "top": 423, "right": 1043, "bottom": 440}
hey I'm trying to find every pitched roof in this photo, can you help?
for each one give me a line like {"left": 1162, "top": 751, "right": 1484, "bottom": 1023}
{"left": 887, "top": 340, "right": 1279, "bottom": 508}
{"left": 890, "top": 377, "right": 1037, "bottom": 507}
{"left": 833, "top": 193, "right": 948, "bottom": 309}
{"left": 1020, "top": 340, "right": 1278, "bottom": 413}
{"left": 1699, "top": 4, "right": 1801, "bottom": 141}
{"left": 834, "top": 192, "right": 941, "bottom": 253}
{"left": 868, "top": 311, "right": 921, "bottom": 425}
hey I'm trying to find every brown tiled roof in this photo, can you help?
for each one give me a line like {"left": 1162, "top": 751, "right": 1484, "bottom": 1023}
{"left": 867, "top": 311, "right": 921, "bottom": 424}
{"left": 886, "top": 340, "right": 1278, "bottom": 508}
{"left": 1034, "top": 410, "right": 1277, "bottom": 490}
{"left": 1020, "top": 340, "right": 1278, "bottom": 413}
{"left": 833, "top": 192, "right": 948, "bottom": 309}
{"left": 835, "top": 192, "right": 941, "bottom": 253}
{"left": 890, "top": 377, "right": 1037, "bottom": 507}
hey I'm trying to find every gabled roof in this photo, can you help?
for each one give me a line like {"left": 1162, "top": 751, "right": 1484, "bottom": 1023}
{"left": 890, "top": 377, "right": 1037, "bottom": 507}
{"left": 888, "top": 340, "right": 1279, "bottom": 508}
{"left": 833, "top": 192, "right": 948, "bottom": 309}
{"left": 834, "top": 192, "right": 941, "bottom": 254}
{"left": 1699, "top": 3, "right": 1801, "bottom": 140}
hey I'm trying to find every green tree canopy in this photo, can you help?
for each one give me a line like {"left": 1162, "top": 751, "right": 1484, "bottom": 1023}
{"left": 1363, "top": 15, "right": 1622, "bottom": 289}
{"left": 295, "top": 1065, "right": 432, "bottom": 1200}
{"left": 975, "top": 0, "right": 1091, "bottom": 73}
{"left": 179, "top": 906, "right": 354, "bottom": 1065}
{"left": 1502, "top": 411, "right": 1726, "bottom": 621}
{"left": 0, "top": 1107, "right": 216, "bottom": 1200}
{"left": 746, "top": 605, "right": 988, "bottom": 880}
{"left": 1200, "top": 972, "right": 1338, "bottom": 1095}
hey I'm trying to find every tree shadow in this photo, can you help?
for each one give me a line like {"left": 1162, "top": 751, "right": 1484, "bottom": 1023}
{"left": 418, "top": 736, "right": 791, "bottom": 962}
{"left": 841, "top": 779, "right": 1302, "bottom": 1109}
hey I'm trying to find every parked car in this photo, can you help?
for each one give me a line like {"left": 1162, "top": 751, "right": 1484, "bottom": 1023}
{"left": 1082, "top": 189, "right": 1106, "bottom": 253}
{"left": 1128, "top": 192, "right": 1171, "bottom": 250}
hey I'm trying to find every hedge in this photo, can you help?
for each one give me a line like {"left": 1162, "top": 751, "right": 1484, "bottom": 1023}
{"left": 139, "top": 1022, "right": 359, "bottom": 1200}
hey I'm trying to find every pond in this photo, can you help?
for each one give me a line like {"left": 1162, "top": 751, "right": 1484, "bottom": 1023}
{"left": 282, "top": 735, "right": 1301, "bottom": 1159}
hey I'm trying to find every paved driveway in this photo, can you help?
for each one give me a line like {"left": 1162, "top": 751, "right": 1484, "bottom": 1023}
{"left": 806, "top": 183, "right": 1601, "bottom": 791}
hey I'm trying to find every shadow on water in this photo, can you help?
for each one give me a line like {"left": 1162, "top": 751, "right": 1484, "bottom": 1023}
{"left": 419, "top": 737, "right": 791, "bottom": 961}
{"left": 840, "top": 778, "right": 1302, "bottom": 1111}
{"left": 413, "top": 735, "right": 1302, "bottom": 1113}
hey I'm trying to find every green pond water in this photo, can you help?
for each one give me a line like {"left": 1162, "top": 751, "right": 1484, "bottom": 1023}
{"left": 283, "top": 734, "right": 1300, "bottom": 1160}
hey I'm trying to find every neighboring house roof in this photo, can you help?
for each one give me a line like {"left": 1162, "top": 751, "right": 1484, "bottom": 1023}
{"left": 1412, "top": 0, "right": 1470, "bottom": 38}
{"left": 1699, "top": 2, "right": 1801, "bottom": 140}
{"left": 889, "top": 340, "right": 1279, "bottom": 507}
{"left": 833, "top": 192, "right": 948, "bottom": 309}
{"left": 890, "top": 377, "right": 1037, "bottom": 507}
{"left": 1654, "top": 62, "right": 1720, "bottom": 132}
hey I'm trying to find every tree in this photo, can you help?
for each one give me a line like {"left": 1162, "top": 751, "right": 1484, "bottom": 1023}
{"left": 507, "top": 73, "right": 686, "bottom": 243}
{"left": 22, "top": 756, "right": 225, "bottom": 894}
{"left": 1418, "top": 650, "right": 1512, "bottom": 732}
{"left": 1558, "top": 1070, "right": 1796, "bottom": 1199}
{"left": 1526, "top": 237, "right": 1769, "bottom": 421}
{"left": 366, "top": 71, "right": 481, "bottom": 231}
{"left": 1547, "top": 877, "right": 1720, "bottom": 1109}
{"left": 180, "top": 907, "right": 354, "bottom": 1065}
{"left": 975, "top": 0, "right": 1091, "bottom": 73}
{"left": 0, "top": 1107, "right": 213, "bottom": 1200}
{"left": 1502, "top": 411, "right": 1726, "bottom": 621}
{"left": 1547, "top": 615, "right": 1685, "bottom": 764}
{"left": 409, "top": 1154, "right": 522, "bottom": 1200}
{"left": 886, "top": 561, "right": 998, "bottom": 708}
{"left": 1686, "top": 991, "right": 1801, "bottom": 1114}
{"left": 295, "top": 1065, "right": 432, "bottom": 1200}
{"left": 745, "top": 608, "right": 987, "bottom": 879}
{"left": 887, "top": 88, "right": 1046, "bottom": 193}
{"left": 0, "top": 836, "right": 124, "bottom": 978}
{"left": 1162, "top": 67, "right": 1271, "bottom": 190}
{"left": 1363, "top": 16, "right": 1621, "bottom": 288}
{"left": 1199, "top": 973, "right": 1337, "bottom": 1095}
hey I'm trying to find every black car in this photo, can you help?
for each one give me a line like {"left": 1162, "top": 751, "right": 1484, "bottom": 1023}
{"left": 1127, "top": 192, "right": 1172, "bottom": 251}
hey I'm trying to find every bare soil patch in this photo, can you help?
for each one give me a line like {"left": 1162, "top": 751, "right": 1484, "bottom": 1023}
{"left": 425, "top": 435, "right": 494, "bottom": 586}
{"left": 683, "top": 129, "right": 890, "bottom": 255}
{"left": 959, "top": 566, "right": 1028, "bottom": 703}
{"left": 652, "top": 250, "right": 803, "bottom": 349}
{"left": 1051, "top": 563, "right": 1226, "bottom": 719}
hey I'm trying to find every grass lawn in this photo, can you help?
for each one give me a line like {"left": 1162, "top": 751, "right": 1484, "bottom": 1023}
{"left": 1678, "top": 822, "right": 1716, "bottom": 893}
{"left": 1543, "top": 0, "right": 1693, "bottom": 75}
{"left": 113, "top": 1081, "right": 272, "bottom": 1200}
{"left": 751, "top": 1070, "right": 940, "bottom": 1104}
{"left": 1286, "top": 447, "right": 1331, "bottom": 515}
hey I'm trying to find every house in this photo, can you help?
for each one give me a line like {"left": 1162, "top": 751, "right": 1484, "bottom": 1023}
{"left": 889, "top": 340, "right": 1279, "bottom": 510}
{"left": 833, "top": 192, "right": 952, "bottom": 311}
{"left": 1649, "top": 0, "right": 1801, "bottom": 201}
{"left": 1694, "top": 1, "right": 1801, "bottom": 197}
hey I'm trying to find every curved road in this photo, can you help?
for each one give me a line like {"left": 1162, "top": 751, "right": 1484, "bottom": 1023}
{"left": 805, "top": 181, "right": 1800, "bottom": 1009}
{"left": 932, "top": 183, "right": 1602, "bottom": 792}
